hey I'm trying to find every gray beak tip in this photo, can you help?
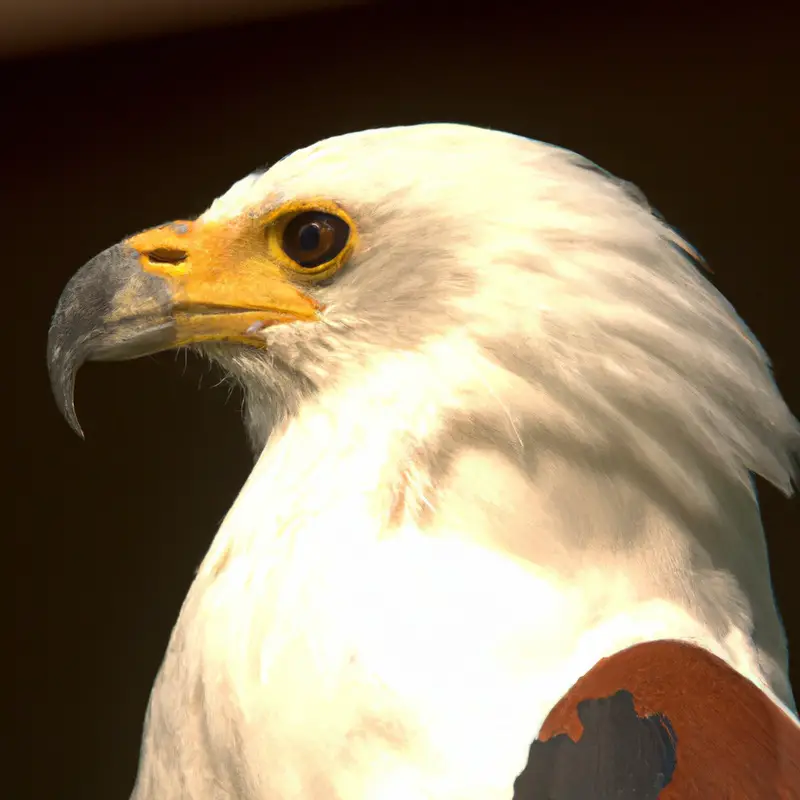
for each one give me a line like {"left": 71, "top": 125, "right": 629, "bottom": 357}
{"left": 47, "top": 330, "right": 85, "bottom": 439}
{"left": 64, "top": 401, "right": 86, "bottom": 440}
{"left": 47, "top": 241, "right": 175, "bottom": 438}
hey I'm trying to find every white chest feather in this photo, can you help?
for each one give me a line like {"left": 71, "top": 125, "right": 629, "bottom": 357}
{"left": 132, "top": 342, "right": 787, "bottom": 800}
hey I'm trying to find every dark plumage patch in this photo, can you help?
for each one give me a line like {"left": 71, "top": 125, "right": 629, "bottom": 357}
{"left": 513, "top": 689, "right": 676, "bottom": 799}
{"left": 513, "top": 639, "right": 800, "bottom": 799}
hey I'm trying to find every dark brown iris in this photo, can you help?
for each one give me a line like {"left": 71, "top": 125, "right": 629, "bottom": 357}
{"left": 280, "top": 211, "right": 350, "bottom": 268}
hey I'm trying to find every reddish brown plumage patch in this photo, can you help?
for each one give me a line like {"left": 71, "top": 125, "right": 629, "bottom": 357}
{"left": 536, "top": 639, "right": 800, "bottom": 798}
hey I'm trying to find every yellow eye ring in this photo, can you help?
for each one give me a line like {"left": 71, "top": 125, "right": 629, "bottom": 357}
{"left": 263, "top": 199, "right": 358, "bottom": 282}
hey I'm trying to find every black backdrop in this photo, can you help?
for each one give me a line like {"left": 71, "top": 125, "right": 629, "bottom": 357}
{"left": 7, "top": 2, "right": 799, "bottom": 798}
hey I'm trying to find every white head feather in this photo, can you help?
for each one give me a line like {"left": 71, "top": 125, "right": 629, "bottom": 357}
{"left": 202, "top": 124, "right": 798, "bottom": 493}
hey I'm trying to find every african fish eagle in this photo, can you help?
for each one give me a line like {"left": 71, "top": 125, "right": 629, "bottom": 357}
{"left": 48, "top": 124, "right": 800, "bottom": 798}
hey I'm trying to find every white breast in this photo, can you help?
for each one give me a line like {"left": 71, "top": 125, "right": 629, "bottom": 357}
{"left": 132, "top": 338, "right": 788, "bottom": 799}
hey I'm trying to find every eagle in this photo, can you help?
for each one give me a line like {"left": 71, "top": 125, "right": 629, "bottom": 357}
{"left": 48, "top": 124, "right": 800, "bottom": 798}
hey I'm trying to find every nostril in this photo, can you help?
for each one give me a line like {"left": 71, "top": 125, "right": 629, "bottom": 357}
{"left": 146, "top": 247, "right": 188, "bottom": 265}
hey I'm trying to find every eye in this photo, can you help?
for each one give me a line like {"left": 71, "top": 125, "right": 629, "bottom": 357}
{"left": 280, "top": 211, "right": 350, "bottom": 269}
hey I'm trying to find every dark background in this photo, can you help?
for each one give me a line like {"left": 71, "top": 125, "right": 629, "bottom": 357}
{"left": 7, "top": 2, "right": 798, "bottom": 798}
